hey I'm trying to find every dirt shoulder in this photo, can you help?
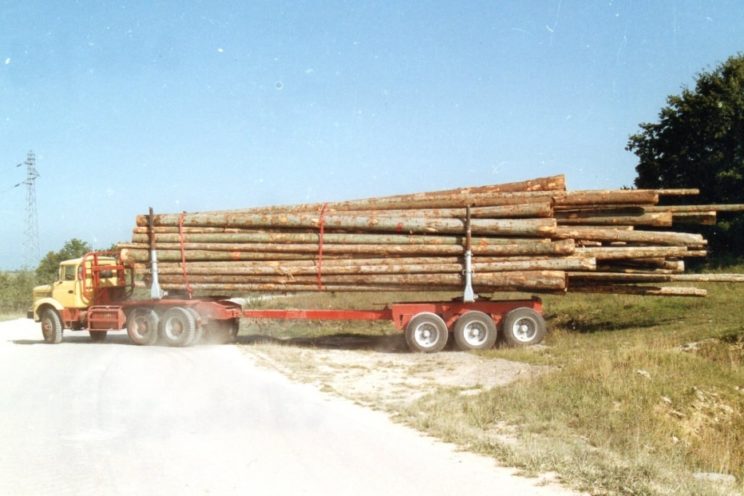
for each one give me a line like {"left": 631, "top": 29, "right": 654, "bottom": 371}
{"left": 240, "top": 337, "right": 548, "bottom": 411}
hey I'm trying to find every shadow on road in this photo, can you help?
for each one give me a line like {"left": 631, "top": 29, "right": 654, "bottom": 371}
{"left": 11, "top": 331, "right": 412, "bottom": 352}
{"left": 236, "top": 333, "right": 409, "bottom": 353}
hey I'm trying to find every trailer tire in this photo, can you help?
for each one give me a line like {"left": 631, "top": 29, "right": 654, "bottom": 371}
{"left": 89, "top": 331, "right": 108, "bottom": 343}
{"left": 40, "top": 308, "right": 63, "bottom": 344}
{"left": 126, "top": 308, "right": 160, "bottom": 346}
{"left": 500, "top": 307, "right": 546, "bottom": 347}
{"left": 453, "top": 311, "right": 497, "bottom": 350}
{"left": 160, "top": 307, "right": 196, "bottom": 347}
{"left": 405, "top": 312, "right": 448, "bottom": 353}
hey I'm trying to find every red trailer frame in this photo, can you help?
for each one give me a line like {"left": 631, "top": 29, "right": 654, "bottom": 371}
{"left": 73, "top": 252, "right": 548, "bottom": 352}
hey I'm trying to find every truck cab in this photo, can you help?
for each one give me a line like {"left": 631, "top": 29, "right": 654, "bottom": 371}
{"left": 29, "top": 254, "right": 130, "bottom": 343}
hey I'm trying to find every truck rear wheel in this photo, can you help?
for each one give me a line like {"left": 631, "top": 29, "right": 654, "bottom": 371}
{"left": 127, "top": 308, "right": 160, "bottom": 346}
{"left": 453, "top": 311, "right": 497, "bottom": 350}
{"left": 500, "top": 307, "right": 546, "bottom": 347}
{"left": 405, "top": 312, "right": 448, "bottom": 353}
{"left": 89, "top": 331, "right": 108, "bottom": 343}
{"left": 160, "top": 307, "right": 196, "bottom": 347}
{"left": 40, "top": 308, "right": 63, "bottom": 344}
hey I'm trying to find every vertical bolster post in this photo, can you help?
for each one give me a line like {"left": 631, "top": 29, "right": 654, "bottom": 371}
{"left": 463, "top": 205, "right": 476, "bottom": 303}
{"left": 148, "top": 207, "right": 163, "bottom": 300}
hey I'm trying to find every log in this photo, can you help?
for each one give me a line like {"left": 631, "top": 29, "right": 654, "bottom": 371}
{"left": 575, "top": 246, "right": 706, "bottom": 260}
{"left": 568, "top": 284, "right": 707, "bottom": 297}
{"left": 555, "top": 190, "right": 659, "bottom": 206}
{"left": 234, "top": 176, "right": 566, "bottom": 213}
{"left": 118, "top": 239, "right": 575, "bottom": 257}
{"left": 554, "top": 226, "right": 705, "bottom": 246}
{"left": 142, "top": 256, "right": 595, "bottom": 277}
{"left": 568, "top": 272, "right": 744, "bottom": 283}
{"left": 136, "top": 212, "right": 558, "bottom": 237}
{"left": 157, "top": 270, "right": 566, "bottom": 288}
{"left": 556, "top": 212, "right": 673, "bottom": 227}
{"left": 671, "top": 212, "right": 717, "bottom": 225}
{"left": 644, "top": 204, "right": 744, "bottom": 213}
{"left": 131, "top": 231, "right": 545, "bottom": 247}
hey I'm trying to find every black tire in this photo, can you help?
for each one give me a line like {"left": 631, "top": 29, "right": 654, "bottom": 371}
{"left": 500, "top": 307, "right": 546, "bottom": 347}
{"left": 186, "top": 308, "right": 203, "bottom": 345}
{"left": 126, "top": 308, "right": 160, "bottom": 346}
{"left": 89, "top": 331, "right": 108, "bottom": 343}
{"left": 405, "top": 312, "right": 448, "bottom": 353}
{"left": 453, "top": 311, "right": 497, "bottom": 351}
{"left": 40, "top": 308, "right": 63, "bottom": 344}
{"left": 159, "top": 307, "right": 196, "bottom": 347}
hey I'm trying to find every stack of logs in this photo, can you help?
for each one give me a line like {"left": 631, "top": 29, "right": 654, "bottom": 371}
{"left": 118, "top": 175, "right": 744, "bottom": 297}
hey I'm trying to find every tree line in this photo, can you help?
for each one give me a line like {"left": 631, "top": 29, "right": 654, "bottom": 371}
{"left": 0, "top": 239, "right": 92, "bottom": 315}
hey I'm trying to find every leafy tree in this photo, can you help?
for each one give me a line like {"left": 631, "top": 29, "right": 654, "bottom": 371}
{"left": 627, "top": 54, "right": 744, "bottom": 260}
{"left": 35, "top": 239, "right": 92, "bottom": 284}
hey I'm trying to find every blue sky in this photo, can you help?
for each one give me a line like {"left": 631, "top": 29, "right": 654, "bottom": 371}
{"left": 1, "top": 1, "right": 742, "bottom": 269}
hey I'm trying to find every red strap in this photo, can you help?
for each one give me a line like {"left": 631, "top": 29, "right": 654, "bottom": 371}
{"left": 316, "top": 203, "right": 328, "bottom": 290}
{"left": 178, "top": 211, "right": 193, "bottom": 299}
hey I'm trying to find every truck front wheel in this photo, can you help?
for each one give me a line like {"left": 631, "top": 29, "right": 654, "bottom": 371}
{"left": 127, "top": 308, "right": 160, "bottom": 346}
{"left": 40, "top": 308, "right": 63, "bottom": 344}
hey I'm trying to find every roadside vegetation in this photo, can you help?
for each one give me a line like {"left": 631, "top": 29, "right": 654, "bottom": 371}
{"left": 238, "top": 268, "right": 744, "bottom": 496}
{"left": 0, "top": 270, "right": 36, "bottom": 320}
{"left": 0, "top": 238, "right": 92, "bottom": 321}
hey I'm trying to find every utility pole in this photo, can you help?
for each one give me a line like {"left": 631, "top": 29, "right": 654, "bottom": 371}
{"left": 22, "top": 151, "right": 40, "bottom": 268}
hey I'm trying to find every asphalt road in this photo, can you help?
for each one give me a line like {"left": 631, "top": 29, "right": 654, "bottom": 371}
{"left": 0, "top": 319, "right": 577, "bottom": 496}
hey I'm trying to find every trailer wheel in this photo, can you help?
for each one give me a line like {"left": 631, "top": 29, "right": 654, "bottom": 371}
{"left": 454, "top": 311, "right": 497, "bottom": 351}
{"left": 405, "top": 312, "right": 448, "bottom": 353}
{"left": 40, "top": 308, "right": 63, "bottom": 344}
{"left": 160, "top": 307, "right": 196, "bottom": 347}
{"left": 89, "top": 331, "right": 108, "bottom": 343}
{"left": 126, "top": 308, "right": 160, "bottom": 346}
{"left": 500, "top": 308, "right": 546, "bottom": 347}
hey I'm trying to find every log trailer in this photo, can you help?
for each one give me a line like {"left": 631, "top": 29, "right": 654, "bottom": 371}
{"left": 28, "top": 250, "right": 547, "bottom": 353}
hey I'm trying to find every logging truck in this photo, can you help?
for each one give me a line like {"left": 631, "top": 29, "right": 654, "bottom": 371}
{"left": 28, "top": 251, "right": 547, "bottom": 352}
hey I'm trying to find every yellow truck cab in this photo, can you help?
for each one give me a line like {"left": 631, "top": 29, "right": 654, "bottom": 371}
{"left": 29, "top": 255, "right": 129, "bottom": 343}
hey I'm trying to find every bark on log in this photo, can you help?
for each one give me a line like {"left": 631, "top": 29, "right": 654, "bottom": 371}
{"left": 568, "top": 272, "right": 744, "bottom": 283}
{"left": 556, "top": 212, "right": 673, "bottom": 227}
{"left": 554, "top": 226, "right": 705, "bottom": 246}
{"left": 135, "top": 212, "right": 557, "bottom": 237}
{"left": 568, "top": 284, "right": 707, "bottom": 297}
{"left": 156, "top": 270, "right": 566, "bottom": 289}
{"left": 118, "top": 239, "right": 575, "bottom": 257}
{"left": 644, "top": 204, "right": 744, "bottom": 213}
{"left": 575, "top": 246, "right": 706, "bottom": 260}
{"left": 131, "top": 231, "right": 545, "bottom": 247}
